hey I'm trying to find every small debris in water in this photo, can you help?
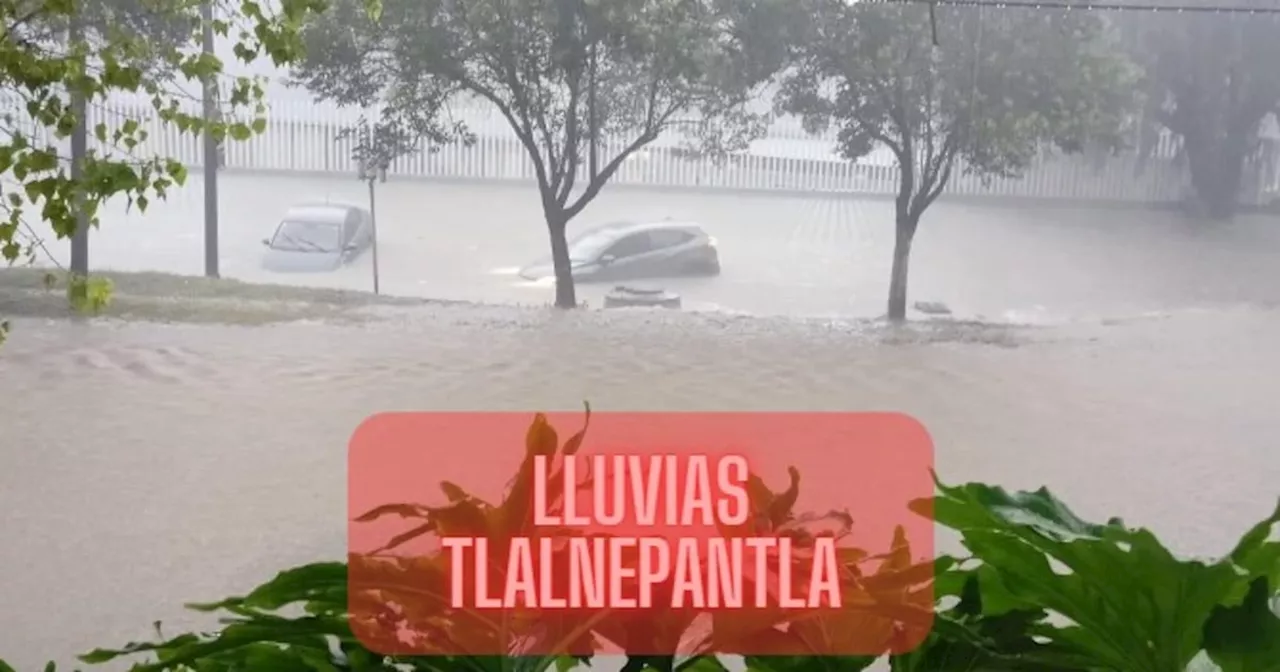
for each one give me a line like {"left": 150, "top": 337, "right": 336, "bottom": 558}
{"left": 914, "top": 301, "right": 953, "bottom": 315}
{"left": 604, "top": 286, "right": 682, "bottom": 309}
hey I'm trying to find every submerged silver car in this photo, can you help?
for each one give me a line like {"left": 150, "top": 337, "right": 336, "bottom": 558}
{"left": 518, "top": 220, "right": 720, "bottom": 283}
{"left": 261, "top": 203, "right": 374, "bottom": 273}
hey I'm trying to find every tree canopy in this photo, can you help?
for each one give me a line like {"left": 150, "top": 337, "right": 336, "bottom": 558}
{"left": 0, "top": 0, "right": 369, "bottom": 334}
{"left": 777, "top": 1, "right": 1137, "bottom": 320}
{"left": 1120, "top": 0, "right": 1280, "bottom": 218}
{"left": 292, "top": 0, "right": 795, "bottom": 307}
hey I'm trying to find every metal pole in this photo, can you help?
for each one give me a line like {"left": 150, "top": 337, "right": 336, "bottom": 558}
{"left": 368, "top": 177, "right": 380, "bottom": 295}
{"left": 201, "top": 0, "right": 219, "bottom": 278}
{"left": 69, "top": 9, "right": 88, "bottom": 277}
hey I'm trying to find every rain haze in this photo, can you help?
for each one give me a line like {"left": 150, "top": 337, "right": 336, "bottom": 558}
{"left": 2, "top": 1, "right": 1279, "bottom": 670}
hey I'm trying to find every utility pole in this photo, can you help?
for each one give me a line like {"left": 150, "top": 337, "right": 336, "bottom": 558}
{"left": 200, "top": 0, "right": 219, "bottom": 278}
{"left": 366, "top": 175, "right": 380, "bottom": 295}
{"left": 356, "top": 123, "right": 385, "bottom": 295}
{"left": 69, "top": 7, "right": 88, "bottom": 277}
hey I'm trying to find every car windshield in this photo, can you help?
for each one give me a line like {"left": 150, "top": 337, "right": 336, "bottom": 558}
{"left": 567, "top": 230, "right": 623, "bottom": 262}
{"left": 271, "top": 220, "right": 342, "bottom": 253}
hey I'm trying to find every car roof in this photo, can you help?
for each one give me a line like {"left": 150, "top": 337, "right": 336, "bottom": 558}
{"left": 283, "top": 202, "right": 364, "bottom": 224}
{"left": 583, "top": 219, "right": 706, "bottom": 238}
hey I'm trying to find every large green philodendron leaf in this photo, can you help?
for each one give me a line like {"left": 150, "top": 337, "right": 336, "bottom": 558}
{"left": 922, "top": 481, "right": 1280, "bottom": 672}
{"left": 1203, "top": 576, "right": 1280, "bottom": 672}
{"left": 886, "top": 561, "right": 1095, "bottom": 672}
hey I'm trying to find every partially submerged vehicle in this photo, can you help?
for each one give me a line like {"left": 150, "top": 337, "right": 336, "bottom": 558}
{"left": 518, "top": 220, "right": 720, "bottom": 283}
{"left": 261, "top": 203, "right": 374, "bottom": 273}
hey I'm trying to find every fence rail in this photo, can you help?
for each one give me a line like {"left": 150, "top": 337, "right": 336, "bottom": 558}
{"left": 10, "top": 94, "right": 1275, "bottom": 206}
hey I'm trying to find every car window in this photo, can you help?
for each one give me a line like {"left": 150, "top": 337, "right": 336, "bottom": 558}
{"left": 271, "top": 221, "right": 343, "bottom": 252}
{"left": 647, "top": 229, "right": 696, "bottom": 249}
{"left": 343, "top": 210, "right": 361, "bottom": 241}
{"left": 568, "top": 231, "right": 619, "bottom": 261}
{"left": 606, "top": 233, "right": 654, "bottom": 258}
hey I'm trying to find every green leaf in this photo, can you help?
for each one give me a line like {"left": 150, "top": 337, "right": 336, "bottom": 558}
{"left": 743, "top": 656, "right": 876, "bottom": 672}
{"left": 931, "top": 480, "right": 1269, "bottom": 672}
{"left": 554, "top": 655, "right": 585, "bottom": 672}
{"left": 228, "top": 123, "right": 253, "bottom": 141}
{"left": 675, "top": 657, "right": 728, "bottom": 672}
{"left": 24, "top": 150, "right": 58, "bottom": 173}
{"left": 165, "top": 160, "right": 189, "bottom": 186}
{"left": 1224, "top": 499, "right": 1280, "bottom": 597}
{"left": 188, "top": 562, "right": 348, "bottom": 614}
{"left": 1203, "top": 577, "right": 1280, "bottom": 672}
{"left": 886, "top": 567, "right": 1090, "bottom": 672}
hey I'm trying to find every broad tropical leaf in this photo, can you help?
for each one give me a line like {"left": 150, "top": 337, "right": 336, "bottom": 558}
{"left": 923, "top": 480, "right": 1280, "bottom": 672}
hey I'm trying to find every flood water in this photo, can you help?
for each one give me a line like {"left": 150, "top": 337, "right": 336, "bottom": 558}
{"left": 25, "top": 173, "right": 1280, "bottom": 321}
{"left": 2, "top": 177, "right": 1280, "bottom": 670}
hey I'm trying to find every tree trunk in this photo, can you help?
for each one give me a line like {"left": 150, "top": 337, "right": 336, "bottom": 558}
{"left": 69, "top": 12, "right": 88, "bottom": 277}
{"left": 887, "top": 218, "right": 916, "bottom": 323}
{"left": 1188, "top": 151, "right": 1244, "bottom": 221}
{"left": 1184, "top": 124, "right": 1248, "bottom": 221}
{"left": 201, "top": 0, "right": 220, "bottom": 278}
{"left": 547, "top": 215, "right": 576, "bottom": 309}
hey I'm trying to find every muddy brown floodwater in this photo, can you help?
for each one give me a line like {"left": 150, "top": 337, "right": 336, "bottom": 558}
{"left": 3, "top": 179, "right": 1280, "bottom": 670}
{"left": 1, "top": 302, "right": 1279, "bottom": 670}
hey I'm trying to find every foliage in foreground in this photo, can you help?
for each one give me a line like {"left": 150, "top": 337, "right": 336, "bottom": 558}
{"left": 3, "top": 410, "right": 1278, "bottom": 672}
{"left": 0, "top": 0, "right": 375, "bottom": 266}
{"left": 0, "top": 0, "right": 386, "bottom": 344}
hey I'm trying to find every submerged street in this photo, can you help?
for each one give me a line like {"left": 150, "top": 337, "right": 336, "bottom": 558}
{"left": 3, "top": 175, "right": 1280, "bottom": 670}
{"left": 27, "top": 173, "right": 1280, "bottom": 322}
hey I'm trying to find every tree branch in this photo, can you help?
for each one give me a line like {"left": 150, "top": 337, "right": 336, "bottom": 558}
{"left": 890, "top": 81, "right": 915, "bottom": 218}
{"left": 562, "top": 133, "right": 648, "bottom": 220}
{"left": 457, "top": 71, "right": 553, "bottom": 199}
{"left": 921, "top": 66, "right": 938, "bottom": 186}
{"left": 562, "top": 99, "right": 676, "bottom": 220}
{"left": 555, "top": 59, "right": 586, "bottom": 205}
{"left": 914, "top": 144, "right": 956, "bottom": 220}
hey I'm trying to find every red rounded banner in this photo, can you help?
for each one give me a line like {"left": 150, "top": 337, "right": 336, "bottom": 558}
{"left": 348, "top": 411, "right": 936, "bottom": 658}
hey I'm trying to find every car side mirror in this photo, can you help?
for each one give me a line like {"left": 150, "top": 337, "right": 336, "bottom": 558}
{"left": 600, "top": 254, "right": 616, "bottom": 265}
{"left": 261, "top": 238, "right": 270, "bottom": 246}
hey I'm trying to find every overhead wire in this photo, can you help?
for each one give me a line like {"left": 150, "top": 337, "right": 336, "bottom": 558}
{"left": 867, "top": 0, "right": 1280, "bottom": 13}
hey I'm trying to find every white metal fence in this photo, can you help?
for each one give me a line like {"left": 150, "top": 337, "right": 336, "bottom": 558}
{"left": 13, "top": 94, "right": 1279, "bottom": 206}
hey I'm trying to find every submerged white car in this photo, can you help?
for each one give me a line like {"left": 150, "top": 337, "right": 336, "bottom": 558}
{"left": 261, "top": 203, "right": 373, "bottom": 273}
